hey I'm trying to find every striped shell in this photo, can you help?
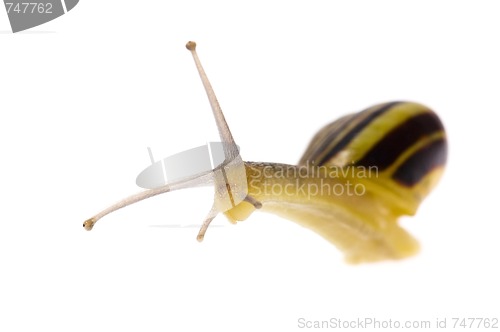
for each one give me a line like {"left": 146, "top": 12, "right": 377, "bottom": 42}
{"left": 299, "top": 101, "right": 447, "bottom": 213}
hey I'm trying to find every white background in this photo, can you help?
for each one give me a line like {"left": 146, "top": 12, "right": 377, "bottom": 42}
{"left": 1, "top": 1, "right": 499, "bottom": 331}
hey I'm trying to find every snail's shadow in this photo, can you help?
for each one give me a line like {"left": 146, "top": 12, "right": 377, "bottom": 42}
{"left": 149, "top": 225, "right": 225, "bottom": 228}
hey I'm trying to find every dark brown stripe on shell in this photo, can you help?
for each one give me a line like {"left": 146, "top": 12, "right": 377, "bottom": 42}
{"left": 356, "top": 112, "right": 444, "bottom": 171}
{"left": 317, "top": 101, "right": 402, "bottom": 166}
{"left": 392, "top": 138, "right": 448, "bottom": 187}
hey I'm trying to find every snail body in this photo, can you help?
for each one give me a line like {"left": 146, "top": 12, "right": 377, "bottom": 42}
{"left": 84, "top": 42, "right": 447, "bottom": 263}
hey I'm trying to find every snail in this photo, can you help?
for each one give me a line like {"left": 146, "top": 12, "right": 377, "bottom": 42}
{"left": 83, "top": 41, "right": 447, "bottom": 263}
